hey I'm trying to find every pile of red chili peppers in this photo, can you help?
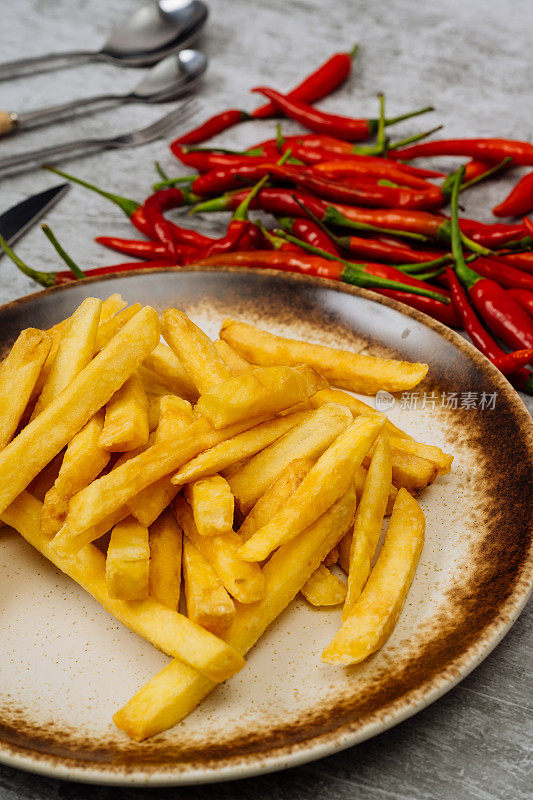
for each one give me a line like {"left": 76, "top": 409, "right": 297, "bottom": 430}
{"left": 3, "top": 44, "right": 533, "bottom": 391}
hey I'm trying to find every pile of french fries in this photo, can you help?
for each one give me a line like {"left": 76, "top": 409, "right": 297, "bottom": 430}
{"left": 0, "top": 294, "right": 453, "bottom": 741}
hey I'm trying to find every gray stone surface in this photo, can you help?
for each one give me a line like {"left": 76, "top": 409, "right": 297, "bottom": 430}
{"left": 0, "top": 0, "right": 531, "bottom": 797}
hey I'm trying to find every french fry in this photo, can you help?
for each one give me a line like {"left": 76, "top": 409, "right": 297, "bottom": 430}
{"left": 182, "top": 538, "right": 235, "bottom": 635}
{"left": 143, "top": 342, "right": 198, "bottom": 402}
{"left": 1, "top": 492, "right": 245, "bottom": 683}
{"left": 220, "top": 319, "right": 429, "bottom": 394}
{"left": 213, "top": 339, "right": 251, "bottom": 374}
{"left": 388, "top": 435, "right": 453, "bottom": 475}
{"left": 171, "top": 411, "right": 310, "bottom": 485}
{"left": 54, "top": 413, "right": 271, "bottom": 553}
{"left": 322, "top": 488, "right": 425, "bottom": 665}
{"left": 239, "top": 416, "right": 383, "bottom": 562}
{"left": 173, "top": 496, "right": 264, "bottom": 603}
{"left": 98, "top": 293, "right": 127, "bottom": 324}
{"left": 0, "top": 328, "right": 51, "bottom": 451}
{"left": 149, "top": 509, "right": 182, "bottom": 610}
{"left": 28, "top": 452, "right": 65, "bottom": 502}
{"left": 184, "top": 475, "right": 234, "bottom": 537}
{"left": 95, "top": 303, "right": 142, "bottom": 351}
{"left": 301, "top": 565, "right": 347, "bottom": 606}
{"left": 0, "top": 306, "right": 160, "bottom": 517}
{"left": 99, "top": 372, "right": 150, "bottom": 452}
{"left": 366, "top": 445, "right": 437, "bottom": 494}
{"left": 323, "top": 546, "right": 339, "bottom": 566}
{"left": 31, "top": 297, "right": 102, "bottom": 420}
{"left": 128, "top": 395, "right": 194, "bottom": 527}
{"left": 162, "top": 309, "right": 231, "bottom": 393}
{"left": 106, "top": 516, "right": 150, "bottom": 601}
{"left": 195, "top": 364, "right": 326, "bottom": 429}
{"left": 354, "top": 465, "right": 397, "bottom": 514}
{"left": 343, "top": 432, "right": 392, "bottom": 619}
{"left": 238, "top": 458, "right": 314, "bottom": 542}
{"left": 337, "top": 531, "right": 352, "bottom": 574}
{"left": 41, "top": 410, "right": 110, "bottom": 538}
{"left": 113, "top": 486, "right": 356, "bottom": 740}
{"left": 226, "top": 403, "right": 352, "bottom": 516}
{"left": 310, "top": 387, "right": 408, "bottom": 439}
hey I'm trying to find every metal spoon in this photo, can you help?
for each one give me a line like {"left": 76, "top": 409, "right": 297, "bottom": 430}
{"left": 0, "top": 0, "right": 208, "bottom": 80}
{"left": 0, "top": 50, "right": 208, "bottom": 137}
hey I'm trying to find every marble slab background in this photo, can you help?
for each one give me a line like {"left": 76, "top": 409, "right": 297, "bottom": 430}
{"left": 0, "top": 0, "right": 531, "bottom": 797}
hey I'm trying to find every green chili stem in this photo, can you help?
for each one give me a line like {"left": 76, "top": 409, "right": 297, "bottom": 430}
{"left": 43, "top": 165, "right": 139, "bottom": 218}
{"left": 0, "top": 233, "right": 57, "bottom": 287}
{"left": 450, "top": 167, "right": 480, "bottom": 290}
{"left": 41, "top": 225, "right": 85, "bottom": 279}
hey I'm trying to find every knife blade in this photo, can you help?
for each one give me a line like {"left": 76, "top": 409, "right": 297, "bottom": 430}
{"left": 0, "top": 183, "right": 70, "bottom": 257}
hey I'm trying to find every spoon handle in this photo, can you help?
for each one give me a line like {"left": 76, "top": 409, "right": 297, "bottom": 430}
{"left": 2, "top": 94, "right": 126, "bottom": 136}
{"left": 0, "top": 49, "right": 98, "bottom": 81}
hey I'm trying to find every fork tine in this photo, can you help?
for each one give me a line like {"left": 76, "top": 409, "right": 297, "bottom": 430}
{"left": 135, "top": 101, "right": 197, "bottom": 139}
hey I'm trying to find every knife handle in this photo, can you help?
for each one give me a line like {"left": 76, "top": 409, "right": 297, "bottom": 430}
{"left": 0, "top": 111, "right": 17, "bottom": 137}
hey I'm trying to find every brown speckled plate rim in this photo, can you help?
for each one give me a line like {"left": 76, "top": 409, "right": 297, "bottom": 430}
{"left": 0, "top": 267, "right": 531, "bottom": 787}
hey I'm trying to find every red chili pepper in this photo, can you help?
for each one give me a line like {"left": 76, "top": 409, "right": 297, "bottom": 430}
{"left": 376, "top": 288, "right": 461, "bottom": 326}
{"left": 171, "top": 146, "right": 277, "bottom": 172}
{"left": 199, "top": 175, "right": 270, "bottom": 258}
{"left": 491, "top": 349, "right": 533, "bottom": 373}
{"left": 293, "top": 171, "right": 444, "bottom": 210}
{"left": 251, "top": 45, "right": 358, "bottom": 119}
{"left": 252, "top": 86, "right": 432, "bottom": 142}
{"left": 458, "top": 218, "right": 526, "bottom": 247}
{"left": 190, "top": 250, "right": 449, "bottom": 301}
{"left": 524, "top": 217, "right": 533, "bottom": 238}
{"left": 391, "top": 138, "right": 533, "bottom": 166}
{"left": 95, "top": 236, "right": 168, "bottom": 260}
{"left": 499, "top": 253, "right": 533, "bottom": 274}
{"left": 447, "top": 267, "right": 533, "bottom": 385}
{"left": 257, "top": 225, "right": 305, "bottom": 253}
{"left": 313, "top": 158, "right": 439, "bottom": 190}
{"left": 450, "top": 169, "right": 533, "bottom": 351}
{"left": 469, "top": 257, "right": 533, "bottom": 291}
{"left": 142, "top": 187, "right": 201, "bottom": 258}
{"left": 191, "top": 161, "right": 282, "bottom": 196}
{"left": 493, "top": 171, "right": 533, "bottom": 217}
{"left": 507, "top": 288, "right": 533, "bottom": 317}
{"left": 278, "top": 217, "right": 341, "bottom": 257}
{"left": 172, "top": 109, "right": 251, "bottom": 147}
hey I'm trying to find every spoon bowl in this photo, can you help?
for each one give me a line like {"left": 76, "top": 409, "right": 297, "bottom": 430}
{"left": 133, "top": 49, "right": 208, "bottom": 101}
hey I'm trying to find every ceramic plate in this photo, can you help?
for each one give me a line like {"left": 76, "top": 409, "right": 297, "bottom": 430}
{"left": 0, "top": 268, "right": 531, "bottom": 786}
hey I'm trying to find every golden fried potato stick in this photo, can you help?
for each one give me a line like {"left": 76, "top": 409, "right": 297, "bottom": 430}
{"left": 237, "top": 457, "right": 340, "bottom": 604}
{"left": 195, "top": 364, "right": 326, "bottom": 429}
{"left": 149, "top": 509, "right": 182, "bottom": 611}
{"left": 41, "top": 411, "right": 110, "bottom": 538}
{"left": 184, "top": 475, "right": 234, "bottom": 537}
{"left": 173, "top": 496, "right": 264, "bottom": 603}
{"left": 0, "top": 329, "right": 51, "bottom": 451}
{"left": 106, "top": 516, "right": 150, "bottom": 601}
{"left": 238, "top": 458, "right": 314, "bottom": 542}
{"left": 366, "top": 445, "right": 437, "bottom": 494}
{"left": 213, "top": 339, "right": 251, "bottom": 374}
{"left": 220, "top": 319, "right": 429, "bottom": 395}
{"left": 172, "top": 411, "right": 309, "bottom": 485}
{"left": 95, "top": 303, "right": 142, "bottom": 351}
{"left": 182, "top": 538, "right": 235, "bottom": 635}
{"left": 310, "top": 387, "right": 408, "bottom": 439}
{"left": 1, "top": 492, "right": 245, "bottom": 682}
{"left": 239, "top": 416, "right": 383, "bottom": 562}
{"left": 354, "top": 465, "right": 397, "bottom": 515}
{"left": 98, "top": 294, "right": 127, "bottom": 324}
{"left": 143, "top": 342, "right": 198, "bottom": 402}
{"left": 226, "top": 403, "right": 352, "bottom": 516}
{"left": 31, "top": 297, "right": 102, "bottom": 420}
{"left": 322, "top": 488, "right": 425, "bottom": 665}
{"left": 162, "top": 309, "right": 231, "bottom": 394}
{"left": 0, "top": 306, "right": 160, "bottom": 517}
{"left": 54, "top": 413, "right": 271, "bottom": 553}
{"left": 323, "top": 546, "right": 339, "bottom": 566}
{"left": 388, "top": 435, "right": 453, "bottom": 475}
{"left": 301, "top": 565, "right": 347, "bottom": 606}
{"left": 343, "top": 432, "right": 392, "bottom": 619}
{"left": 99, "top": 372, "right": 150, "bottom": 452}
{"left": 129, "top": 395, "right": 194, "bottom": 527}
{"left": 113, "top": 486, "right": 356, "bottom": 741}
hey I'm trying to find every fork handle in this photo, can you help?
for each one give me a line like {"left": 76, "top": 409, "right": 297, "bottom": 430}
{"left": 1, "top": 93, "right": 125, "bottom": 136}
{"left": 0, "top": 49, "right": 97, "bottom": 81}
{"left": 0, "top": 136, "right": 108, "bottom": 171}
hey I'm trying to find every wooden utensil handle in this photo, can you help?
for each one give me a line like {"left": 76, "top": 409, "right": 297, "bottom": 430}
{"left": 0, "top": 111, "right": 17, "bottom": 136}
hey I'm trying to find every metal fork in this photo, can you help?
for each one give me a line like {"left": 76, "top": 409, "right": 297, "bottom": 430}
{"left": 0, "top": 101, "right": 197, "bottom": 173}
